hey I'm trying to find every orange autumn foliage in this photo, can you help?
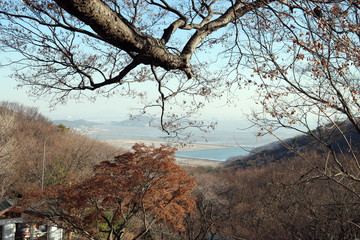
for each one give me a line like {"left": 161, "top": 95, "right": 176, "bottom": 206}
{"left": 19, "top": 143, "right": 196, "bottom": 240}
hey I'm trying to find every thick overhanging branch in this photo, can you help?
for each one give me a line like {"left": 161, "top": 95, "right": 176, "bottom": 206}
{"left": 53, "top": 0, "right": 273, "bottom": 76}
{"left": 161, "top": 19, "right": 186, "bottom": 44}
{"left": 181, "top": 0, "right": 274, "bottom": 59}
{"left": 53, "top": 0, "right": 190, "bottom": 71}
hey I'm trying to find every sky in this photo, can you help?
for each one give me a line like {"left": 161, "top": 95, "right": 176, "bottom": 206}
{"left": 0, "top": 65, "right": 301, "bottom": 149}
{"left": 0, "top": 1, "right": 311, "bottom": 149}
{"left": 0, "top": 1, "right": 260, "bottom": 125}
{"left": 0, "top": 68, "right": 256, "bottom": 123}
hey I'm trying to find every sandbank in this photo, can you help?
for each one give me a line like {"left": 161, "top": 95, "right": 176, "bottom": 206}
{"left": 175, "top": 156, "right": 222, "bottom": 167}
{"left": 101, "top": 138, "right": 228, "bottom": 167}
{"left": 101, "top": 138, "right": 231, "bottom": 151}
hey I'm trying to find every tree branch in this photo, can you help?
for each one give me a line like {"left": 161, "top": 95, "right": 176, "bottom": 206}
{"left": 90, "top": 60, "right": 139, "bottom": 90}
{"left": 54, "top": 0, "right": 189, "bottom": 71}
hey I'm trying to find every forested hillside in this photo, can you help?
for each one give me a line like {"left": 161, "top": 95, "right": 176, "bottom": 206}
{"left": 179, "top": 119, "right": 360, "bottom": 239}
{"left": 0, "top": 101, "right": 124, "bottom": 198}
{"left": 185, "top": 145, "right": 360, "bottom": 239}
{"left": 3, "top": 100, "right": 360, "bottom": 239}
{"left": 227, "top": 120, "right": 360, "bottom": 169}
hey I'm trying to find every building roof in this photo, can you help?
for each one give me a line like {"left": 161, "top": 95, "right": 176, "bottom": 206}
{"left": 0, "top": 199, "right": 16, "bottom": 215}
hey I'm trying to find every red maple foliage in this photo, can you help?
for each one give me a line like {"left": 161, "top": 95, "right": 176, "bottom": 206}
{"left": 18, "top": 143, "right": 196, "bottom": 240}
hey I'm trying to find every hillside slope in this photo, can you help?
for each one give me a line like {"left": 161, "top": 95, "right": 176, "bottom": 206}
{"left": 226, "top": 121, "right": 360, "bottom": 168}
{"left": 0, "top": 101, "right": 124, "bottom": 198}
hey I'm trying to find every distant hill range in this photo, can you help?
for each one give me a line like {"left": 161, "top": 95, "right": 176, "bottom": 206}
{"left": 110, "top": 117, "right": 161, "bottom": 127}
{"left": 53, "top": 116, "right": 161, "bottom": 129}
{"left": 226, "top": 121, "right": 360, "bottom": 168}
{"left": 53, "top": 119, "right": 103, "bottom": 129}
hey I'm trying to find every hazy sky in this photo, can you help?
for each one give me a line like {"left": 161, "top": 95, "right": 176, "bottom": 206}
{"left": 0, "top": 6, "right": 258, "bottom": 124}
{"left": 0, "top": 68, "right": 255, "bottom": 122}
{"left": 0, "top": 53, "right": 296, "bottom": 145}
{"left": 0, "top": 25, "right": 256, "bottom": 124}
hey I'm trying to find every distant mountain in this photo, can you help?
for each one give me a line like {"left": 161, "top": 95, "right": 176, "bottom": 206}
{"left": 110, "top": 116, "right": 161, "bottom": 127}
{"left": 226, "top": 121, "right": 360, "bottom": 169}
{"left": 54, "top": 116, "right": 162, "bottom": 129}
{"left": 53, "top": 119, "right": 103, "bottom": 128}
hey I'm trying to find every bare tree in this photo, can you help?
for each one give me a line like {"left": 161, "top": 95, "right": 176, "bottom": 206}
{"left": 0, "top": 0, "right": 304, "bottom": 137}
{"left": 0, "top": 101, "right": 124, "bottom": 197}
{"left": 1, "top": 1, "right": 358, "bottom": 134}
{"left": 0, "top": 108, "right": 16, "bottom": 197}
{"left": 237, "top": 1, "right": 360, "bottom": 200}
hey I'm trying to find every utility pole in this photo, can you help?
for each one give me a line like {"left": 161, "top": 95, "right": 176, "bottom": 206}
{"left": 41, "top": 141, "right": 45, "bottom": 190}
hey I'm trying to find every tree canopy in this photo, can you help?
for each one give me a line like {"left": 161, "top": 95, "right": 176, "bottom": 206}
{"left": 1, "top": 0, "right": 358, "bottom": 137}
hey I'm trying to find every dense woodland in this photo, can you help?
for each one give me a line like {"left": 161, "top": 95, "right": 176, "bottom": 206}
{"left": 2, "top": 101, "right": 360, "bottom": 239}
{"left": 187, "top": 155, "right": 360, "bottom": 240}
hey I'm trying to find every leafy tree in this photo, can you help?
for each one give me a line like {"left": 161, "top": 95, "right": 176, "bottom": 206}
{"left": 19, "top": 143, "right": 196, "bottom": 240}
{"left": 56, "top": 123, "right": 69, "bottom": 132}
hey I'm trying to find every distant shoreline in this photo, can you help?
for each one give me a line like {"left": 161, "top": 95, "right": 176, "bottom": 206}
{"left": 101, "top": 138, "right": 233, "bottom": 151}
{"left": 102, "top": 138, "right": 229, "bottom": 167}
